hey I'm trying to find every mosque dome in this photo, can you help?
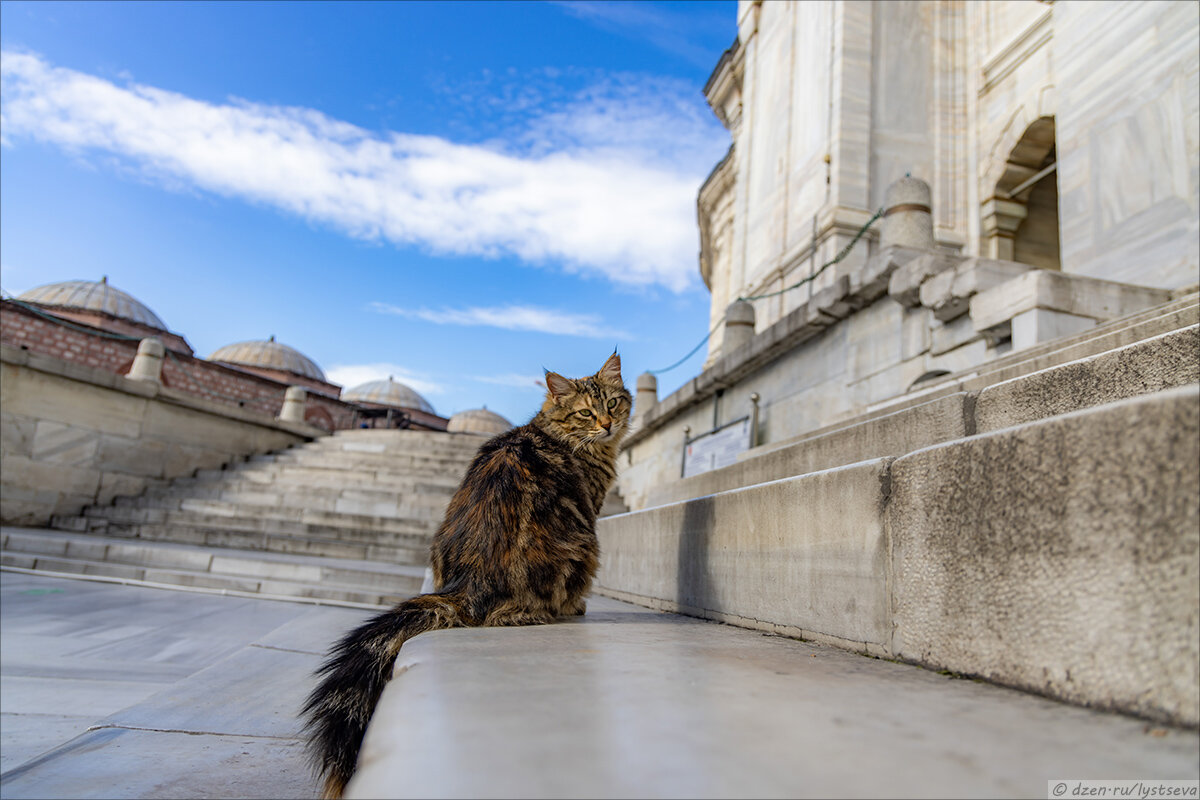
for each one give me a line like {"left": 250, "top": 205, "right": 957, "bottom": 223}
{"left": 447, "top": 407, "right": 512, "bottom": 436}
{"left": 17, "top": 276, "right": 167, "bottom": 330}
{"left": 343, "top": 376, "right": 435, "bottom": 414}
{"left": 207, "top": 336, "right": 326, "bottom": 381}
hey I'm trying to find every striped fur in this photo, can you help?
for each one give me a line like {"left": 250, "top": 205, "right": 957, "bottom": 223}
{"left": 301, "top": 353, "right": 631, "bottom": 798}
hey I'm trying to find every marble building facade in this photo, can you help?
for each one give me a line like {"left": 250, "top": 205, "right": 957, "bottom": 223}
{"left": 619, "top": 0, "right": 1198, "bottom": 510}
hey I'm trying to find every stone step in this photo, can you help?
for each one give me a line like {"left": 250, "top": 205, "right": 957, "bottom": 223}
{"left": 888, "top": 292, "right": 1197, "bottom": 411}
{"left": 111, "top": 483, "right": 454, "bottom": 519}
{"left": 260, "top": 450, "right": 475, "bottom": 473}
{"left": 598, "top": 383, "right": 1199, "bottom": 727}
{"left": 71, "top": 503, "right": 439, "bottom": 542}
{"left": 55, "top": 516, "right": 432, "bottom": 565}
{"left": 771, "top": 291, "right": 1197, "bottom": 448}
{"left": 40, "top": 426, "right": 476, "bottom": 571}
{"left": 654, "top": 323, "right": 1198, "bottom": 507}
{"left": 322, "top": 428, "right": 485, "bottom": 447}
{"left": 972, "top": 323, "right": 1199, "bottom": 431}
{"left": 309, "top": 437, "right": 484, "bottom": 457}
{"left": 126, "top": 472, "right": 460, "bottom": 512}
{"left": 207, "top": 464, "right": 463, "bottom": 491}
{"left": 165, "top": 462, "right": 465, "bottom": 490}
{"left": 0, "top": 529, "right": 425, "bottom": 606}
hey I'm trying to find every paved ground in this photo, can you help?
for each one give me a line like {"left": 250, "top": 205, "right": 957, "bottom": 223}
{"left": 2, "top": 570, "right": 1197, "bottom": 800}
{"left": 0, "top": 570, "right": 370, "bottom": 799}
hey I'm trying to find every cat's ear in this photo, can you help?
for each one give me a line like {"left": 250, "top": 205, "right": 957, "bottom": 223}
{"left": 598, "top": 352, "right": 622, "bottom": 384}
{"left": 545, "top": 371, "right": 573, "bottom": 401}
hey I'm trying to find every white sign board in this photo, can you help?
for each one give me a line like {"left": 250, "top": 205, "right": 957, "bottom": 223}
{"left": 683, "top": 418, "right": 751, "bottom": 478}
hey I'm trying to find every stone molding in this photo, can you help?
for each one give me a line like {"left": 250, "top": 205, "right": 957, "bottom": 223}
{"left": 1, "top": 344, "right": 324, "bottom": 439}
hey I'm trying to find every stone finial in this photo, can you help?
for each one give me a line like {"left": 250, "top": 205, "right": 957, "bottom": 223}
{"left": 127, "top": 337, "right": 165, "bottom": 383}
{"left": 881, "top": 175, "right": 935, "bottom": 251}
{"left": 723, "top": 299, "right": 756, "bottom": 355}
{"left": 279, "top": 385, "right": 307, "bottom": 424}
{"left": 635, "top": 372, "right": 658, "bottom": 421}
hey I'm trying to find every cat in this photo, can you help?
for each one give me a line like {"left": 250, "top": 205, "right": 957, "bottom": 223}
{"left": 301, "top": 352, "right": 631, "bottom": 799}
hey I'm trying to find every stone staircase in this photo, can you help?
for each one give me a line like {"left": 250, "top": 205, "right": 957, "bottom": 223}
{"left": 1, "top": 429, "right": 485, "bottom": 606}
{"left": 597, "top": 290, "right": 1199, "bottom": 727}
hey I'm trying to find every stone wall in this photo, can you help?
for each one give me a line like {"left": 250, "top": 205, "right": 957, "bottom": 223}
{"left": 0, "top": 344, "right": 324, "bottom": 526}
{"left": 1, "top": 300, "right": 358, "bottom": 431}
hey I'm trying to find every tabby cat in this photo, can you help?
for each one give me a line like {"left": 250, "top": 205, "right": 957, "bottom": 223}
{"left": 301, "top": 353, "right": 632, "bottom": 798}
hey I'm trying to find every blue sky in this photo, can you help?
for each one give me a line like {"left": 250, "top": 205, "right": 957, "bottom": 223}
{"left": 0, "top": 0, "right": 735, "bottom": 424}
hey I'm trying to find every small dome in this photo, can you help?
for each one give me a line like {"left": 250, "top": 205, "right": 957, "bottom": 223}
{"left": 18, "top": 277, "right": 167, "bottom": 330}
{"left": 208, "top": 336, "right": 325, "bottom": 381}
{"left": 344, "top": 376, "right": 435, "bottom": 414}
{"left": 448, "top": 407, "right": 512, "bottom": 436}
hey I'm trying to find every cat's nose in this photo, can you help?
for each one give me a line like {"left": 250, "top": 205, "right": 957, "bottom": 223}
{"left": 600, "top": 417, "right": 612, "bottom": 432}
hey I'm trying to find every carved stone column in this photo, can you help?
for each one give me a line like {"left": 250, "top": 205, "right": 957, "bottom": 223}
{"left": 980, "top": 197, "right": 1028, "bottom": 261}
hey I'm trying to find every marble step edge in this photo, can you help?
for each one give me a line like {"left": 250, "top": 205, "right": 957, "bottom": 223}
{"left": 0, "top": 564, "right": 404, "bottom": 610}
{"left": 40, "top": 519, "right": 432, "bottom": 566}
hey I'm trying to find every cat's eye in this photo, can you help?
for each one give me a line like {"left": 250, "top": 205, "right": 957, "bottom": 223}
{"left": 607, "top": 399, "right": 618, "bottom": 410}
{"left": 578, "top": 409, "right": 592, "bottom": 417}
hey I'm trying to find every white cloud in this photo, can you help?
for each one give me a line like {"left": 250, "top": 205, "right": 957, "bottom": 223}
{"left": 324, "top": 363, "right": 445, "bottom": 396}
{"left": 369, "top": 302, "right": 630, "bottom": 340}
{"left": 0, "top": 51, "right": 729, "bottom": 291}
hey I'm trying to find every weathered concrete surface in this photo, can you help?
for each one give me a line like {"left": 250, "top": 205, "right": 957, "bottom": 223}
{"left": 350, "top": 597, "right": 1199, "bottom": 800}
{"left": 648, "top": 393, "right": 969, "bottom": 508}
{"left": 890, "top": 384, "right": 1200, "bottom": 726}
{"left": 974, "top": 324, "right": 1199, "bottom": 432}
{"left": 0, "top": 570, "right": 370, "bottom": 799}
{"left": 599, "top": 460, "right": 892, "bottom": 651}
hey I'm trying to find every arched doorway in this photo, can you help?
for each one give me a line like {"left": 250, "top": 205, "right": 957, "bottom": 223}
{"left": 982, "top": 116, "right": 1061, "bottom": 270}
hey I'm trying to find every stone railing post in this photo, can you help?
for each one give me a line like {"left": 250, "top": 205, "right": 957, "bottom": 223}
{"left": 126, "top": 337, "right": 165, "bottom": 383}
{"left": 634, "top": 372, "right": 658, "bottom": 423}
{"left": 279, "top": 386, "right": 307, "bottom": 424}
{"left": 723, "top": 300, "right": 756, "bottom": 356}
{"left": 881, "top": 176, "right": 935, "bottom": 251}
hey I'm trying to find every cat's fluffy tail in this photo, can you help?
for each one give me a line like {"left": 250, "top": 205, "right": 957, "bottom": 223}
{"left": 302, "top": 591, "right": 470, "bottom": 799}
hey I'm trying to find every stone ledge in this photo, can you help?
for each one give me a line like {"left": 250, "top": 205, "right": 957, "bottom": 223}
{"left": 974, "top": 324, "right": 1199, "bottom": 432}
{"left": 1, "top": 343, "right": 324, "bottom": 439}
{"left": 890, "top": 383, "right": 1199, "bottom": 726}
{"left": 971, "top": 270, "right": 1174, "bottom": 333}
{"left": 599, "top": 459, "right": 893, "bottom": 648}
{"left": 856, "top": 292, "right": 1197, "bottom": 424}
{"left": 600, "top": 386, "right": 1200, "bottom": 727}
{"left": 347, "top": 594, "right": 1199, "bottom": 800}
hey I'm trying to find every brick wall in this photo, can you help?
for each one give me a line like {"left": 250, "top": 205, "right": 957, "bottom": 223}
{"left": 1, "top": 301, "right": 357, "bottom": 431}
